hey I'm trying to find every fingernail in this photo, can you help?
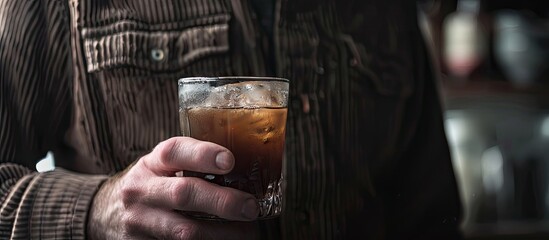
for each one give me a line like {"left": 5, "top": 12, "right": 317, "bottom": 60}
{"left": 215, "top": 151, "right": 233, "bottom": 170}
{"left": 241, "top": 198, "right": 259, "bottom": 220}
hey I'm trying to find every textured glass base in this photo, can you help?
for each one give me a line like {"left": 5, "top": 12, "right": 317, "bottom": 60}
{"left": 258, "top": 178, "right": 283, "bottom": 218}
{"left": 183, "top": 179, "right": 284, "bottom": 220}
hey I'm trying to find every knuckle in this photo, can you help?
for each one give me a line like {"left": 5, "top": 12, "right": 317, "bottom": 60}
{"left": 120, "top": 184, "right": 142, "bottom": 208}
{"left": 156, "top": 138, "right": 179, "bottom": 165}
{"left": 190, "top": 142, "right": 211, "bottom": 161}
{"left": 171, "top": 178, "right": 194, "bottom": 209}
{"left": 172, "top": 225, "right": 199, "bottom": 240}
{"left": 214, "top": 193, "right": 234, "bottom": 215}
{"left": 120, "top": 212, "right": 140, "bottom": 234}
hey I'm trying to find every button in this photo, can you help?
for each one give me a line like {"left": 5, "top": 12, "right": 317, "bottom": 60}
{"left": 316, "top": 66, "right": 325, "bottom": 75}
{"left": 151, "top": 48, "right": 165, "bottom": 62}
{"left": 350, "top": 58, "right": 359, "bottom": 66}
{"left": 300, "top": 94, "right": 310, "bottom": 114}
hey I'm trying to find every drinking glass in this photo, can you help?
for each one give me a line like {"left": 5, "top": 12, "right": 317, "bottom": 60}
{"left": 178, "top": 76, "right": 289, "bottom": 219}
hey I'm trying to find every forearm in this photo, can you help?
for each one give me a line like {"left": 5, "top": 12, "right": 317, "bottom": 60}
{"left": 0, "top": 163, "right": 107, "bottom": 239}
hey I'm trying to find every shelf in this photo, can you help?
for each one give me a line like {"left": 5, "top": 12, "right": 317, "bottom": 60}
{"left": 441, "top": 79, "right": 549, "bottom": 110}
{"left": 464, "top": 220, "right": 549, "bottom": 240}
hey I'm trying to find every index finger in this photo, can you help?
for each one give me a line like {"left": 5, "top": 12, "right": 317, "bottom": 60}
{"left": 143, "top": 137, "right": 235, "bottom": 176}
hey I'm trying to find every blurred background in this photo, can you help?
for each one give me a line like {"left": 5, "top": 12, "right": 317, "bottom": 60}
{"left": 418, "top": 0, "right": 549, "bottom": 239}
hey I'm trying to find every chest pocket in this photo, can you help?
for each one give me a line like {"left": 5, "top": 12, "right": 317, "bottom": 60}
{"left": 81, "top": 14, "right": 231, "bottom": 74}
{"left": 70, "top": 4, "right": 233, "bottom": 170}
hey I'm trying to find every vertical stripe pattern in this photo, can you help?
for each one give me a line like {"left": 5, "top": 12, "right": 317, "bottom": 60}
{"left": 0, "top": 0, "right": 462, "bottom": 239}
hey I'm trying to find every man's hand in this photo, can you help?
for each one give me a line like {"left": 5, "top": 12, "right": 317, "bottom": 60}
{"left": 87, "top": 137, "right": 259, "bottom": 239}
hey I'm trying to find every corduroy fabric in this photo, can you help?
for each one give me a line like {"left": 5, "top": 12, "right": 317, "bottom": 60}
{"left": 0, "top": 0, "right": 462, "bottom": 239}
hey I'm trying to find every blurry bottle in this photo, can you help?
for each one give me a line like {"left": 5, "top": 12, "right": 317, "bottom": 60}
{"left": 494, "top": 10, "right": 549, "bottom": 87}
{"left": 443, "top": 0, "right": 487, "bottom": 79}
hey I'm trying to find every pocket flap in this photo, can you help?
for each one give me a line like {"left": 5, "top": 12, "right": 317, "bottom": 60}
{"left": 82, "top": 17, "right": 230, "bottom": 73}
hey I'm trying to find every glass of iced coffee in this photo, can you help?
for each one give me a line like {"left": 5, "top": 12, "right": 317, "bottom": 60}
{"left": 178, "top": 77, "right": 289, "bottom": 220}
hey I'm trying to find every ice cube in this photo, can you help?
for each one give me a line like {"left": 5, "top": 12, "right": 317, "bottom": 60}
{"left": 204, "top": 84, "right": 240, "bottom": 108}
{"left": 204, "top": 81, "right": 287, "bottom": 108}
{"left": 179, "top": 82, "right": 211, "bottom": 108}
{"left": 239, "top": 83, "right": 273, "bottom": 108}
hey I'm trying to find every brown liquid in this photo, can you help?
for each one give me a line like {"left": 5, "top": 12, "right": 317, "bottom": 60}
{"left": 180, "top": 107, "right": 287, "bottom": 198}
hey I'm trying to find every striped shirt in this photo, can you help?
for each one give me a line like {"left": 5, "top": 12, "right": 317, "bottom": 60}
{"left": 0, "top": 0, "right": 462, "bottom": 239}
